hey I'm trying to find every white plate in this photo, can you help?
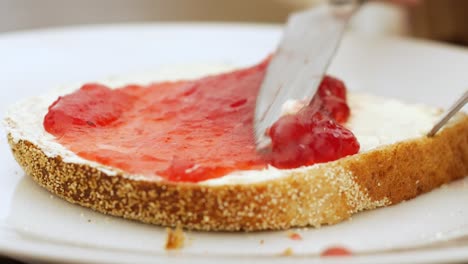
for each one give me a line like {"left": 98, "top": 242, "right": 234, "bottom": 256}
{"left": 1, "top": 23, "right": 468, "bottom": 264}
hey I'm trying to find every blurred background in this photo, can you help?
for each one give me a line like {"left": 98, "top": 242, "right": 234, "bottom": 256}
{"left": 1, "top": 0, "right": 467, "bottom": 46}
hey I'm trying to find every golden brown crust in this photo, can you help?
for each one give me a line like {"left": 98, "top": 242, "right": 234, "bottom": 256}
{"left": 344, "top": 115, "right": 468, "bottom": 204}
{"left": 6, "top": 115, "right": 468, "bottom": 231}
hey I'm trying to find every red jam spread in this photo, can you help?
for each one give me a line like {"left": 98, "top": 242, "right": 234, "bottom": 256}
{"left": 44, "top": 60, "right": 359, "bottom": 182}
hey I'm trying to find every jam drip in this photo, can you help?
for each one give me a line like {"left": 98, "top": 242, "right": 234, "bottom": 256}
{"left": 44, "top": 60, "right": 359, "bottom": 182}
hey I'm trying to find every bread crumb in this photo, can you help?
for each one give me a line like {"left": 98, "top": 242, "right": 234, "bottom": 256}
{"left": 165, "top": 226, "right": 185, "bottom": 250}
{"left": 260, "top": 239, "right": 264, "bottom": 245}
{"left": 287, "top": 231, "right": 302, "bottom": 240}
{"left": 281, "top": 247, "right": 293, "bottom": 256}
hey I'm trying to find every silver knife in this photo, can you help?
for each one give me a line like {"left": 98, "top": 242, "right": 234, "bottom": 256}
{"left": 254, "top": 0, "right": 363, "bottom": 149}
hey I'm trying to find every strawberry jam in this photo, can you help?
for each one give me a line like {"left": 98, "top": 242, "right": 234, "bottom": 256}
{"left": 267, "top": 76, "right": 359, "bottom": 168}
{"left": 320, "top": 246, "right": 353, "bottom": 257}
{"left": 44, "top": 60, "right": 359, "bottom": 182}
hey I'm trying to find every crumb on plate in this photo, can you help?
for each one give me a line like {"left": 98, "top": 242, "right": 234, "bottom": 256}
{"left": 165, "top": 225, "right": 185, "bottom": 250}
{"left": 281, "top": 247, "right": 294, "bottom": 256}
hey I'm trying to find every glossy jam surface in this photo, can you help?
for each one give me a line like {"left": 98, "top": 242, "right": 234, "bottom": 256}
{"left": 267, "top": 76, "right": 359, "bottom": 168}
{"left": 44, "top": 61, "right": 359, "bottom": 182}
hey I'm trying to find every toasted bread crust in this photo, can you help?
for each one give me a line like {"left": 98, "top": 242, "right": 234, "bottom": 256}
{"left": 7, "top": 115, "right": 468, "bottom": 231}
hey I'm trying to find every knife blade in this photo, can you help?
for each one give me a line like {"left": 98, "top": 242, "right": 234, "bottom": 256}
{"left": 254, "top": 1, "right": 362, "bottom": 149}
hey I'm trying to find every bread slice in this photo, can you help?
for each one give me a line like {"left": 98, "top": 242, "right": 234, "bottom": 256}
{"left": 4, "top": 66, "right": 468, "bottom": 231}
